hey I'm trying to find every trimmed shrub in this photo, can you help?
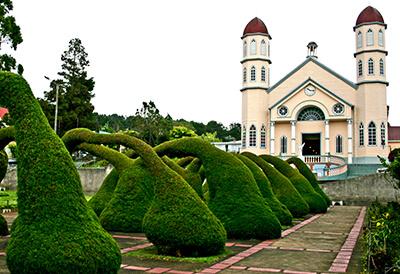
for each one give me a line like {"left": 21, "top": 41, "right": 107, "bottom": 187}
{"left": 0, "top": 150, "right": 7, "bottom": 183}
{"left": 177, "top": 156, "right": 195, "bottom": 167}
{"left": 241, "top": 152, "right": 309, "bottom": 218}
{"left": 388, "top": 148, "right": 400, "bottom": 163}
{"left": 62, "top": 129, "right": 227, "bottom": 256}
{"left": 286, "top": 157, "right": 331, "bottom": 206}
{"left": 0, "top": 127, "right": 16, "bottom": 150}
{"left": 87, "top": 168, "right": 120, "bottom": 216}
{"left": 155, "top": 138, "right": 282, "bottom": 240}
{"left": 261, "top": 155, "right": 327, "bottom": 213}
{"left": 0, "top": 214, "right": 8, "bottom": 236}
{"left": 236, "top": 154, "right": 293, "bottom": 225}
{"left": 0, "top": 72, "right": 121, "bottom": 273}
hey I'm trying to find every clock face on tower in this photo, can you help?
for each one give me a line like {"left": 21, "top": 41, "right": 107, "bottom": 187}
{"left": 304, "top": 85, "right": 316, "bottom": 96}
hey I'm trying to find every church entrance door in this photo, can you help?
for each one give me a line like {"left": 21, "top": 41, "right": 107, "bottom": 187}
{"left": 302, "top": 133, "right": 321, "bottom": 155}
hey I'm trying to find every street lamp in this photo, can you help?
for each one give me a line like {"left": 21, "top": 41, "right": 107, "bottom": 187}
{"left": 44, "top": 76, "right": 61, "bottom": 134}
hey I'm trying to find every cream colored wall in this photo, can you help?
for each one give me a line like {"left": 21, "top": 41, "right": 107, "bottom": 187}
{"left": 274, "top": 122, "right": 291, "bottom": 155}
{"left": 355, "top": 24, "right": 385, "bottom": 54}
{"left": 268, "top": 61, "right": 357, "bottom": 108}
{"left": 329, "top": 121, "right": 348, "bottom": 157}
{"left": 389, "top": 142, "right": 400, "bottom": 150}
{"left": 242, "top": 60, "right": 270, "bottom": 90}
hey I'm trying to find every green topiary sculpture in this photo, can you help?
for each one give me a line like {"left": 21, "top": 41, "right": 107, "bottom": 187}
{"left": 0, "top": 127, "right": 15, "bottom": 182}
{"left": 261, "top": 155, "right": 327, "bottom": 213}
{"left": 241, "top": 152, "right": 309, "bottom": 218}
{"left": 0, "top": 214, "right": 8, "bottom": 236}
{"left": 62, "top": 129, "right": 227, "bottom": 256}
{"left": 286, "top": 157, "right": 331, "bottom": 206}
{"left": 236, "top": 154, "right": 293, "bottom": 225}
{"left": 0, "top": 150, "right": 7, "bottom": 183}
{"left": 0, "top": 72, "right": 121, "bottom": 273}
{"left": 155, "top": 138, "right": 282, "bottom": 239}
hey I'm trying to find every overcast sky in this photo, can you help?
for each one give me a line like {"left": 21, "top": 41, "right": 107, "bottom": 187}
{"left": 9, "top": 0, "right": 400, "bottom": 126}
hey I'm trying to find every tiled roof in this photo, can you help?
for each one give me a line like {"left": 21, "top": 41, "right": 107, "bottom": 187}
{"left": 389, "top": 125, "right": 400, "bottom": 141}
{"left": 356, "top": 6, "right": 384, "bottom": 26}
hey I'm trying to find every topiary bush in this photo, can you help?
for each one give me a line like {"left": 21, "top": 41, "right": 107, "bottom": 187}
{"left": 241, "top": 152, "right": 309, "bottom": 218}
{"left": 0, "top": 214, "right": 8, "bottom": 236}
{"left": 0, "top": 72, "right": 121, "bottom": 273}
{"left": 236, "top": 154, "right": 292, "bottom": 225}
{"left": 388, "top": 148, "right": 400, "bottom": 163}
{"left": 0, "top": 127, "right": 15, "bottom": 183}
{"left": 87, "top": 168, "right": 120, "bottom": 216}
{"left": 286, "top": 157, "right": 331, "bottom": 206}
{"left": 62, "top": 129, "right": 227, "bottom": 256}
{"left": 0, "top": 150, "right": 7, "bottom": 183}
{"left": 155, "top": 138, "right": 282, "bottom": 240}
{"left": 261, "top": 155, "right": 327, "bottom": 213}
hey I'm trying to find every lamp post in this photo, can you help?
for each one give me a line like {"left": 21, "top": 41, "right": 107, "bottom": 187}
{"left": 44, "top": 76, "right": 61, "bottom": 134}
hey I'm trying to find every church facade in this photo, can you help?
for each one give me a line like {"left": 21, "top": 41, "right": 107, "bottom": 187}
{"left": 241, "top": 6, "right": 400, "bottom": 164}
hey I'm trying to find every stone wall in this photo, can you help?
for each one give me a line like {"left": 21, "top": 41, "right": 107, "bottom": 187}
{"left": 1, "top": 166, "right": 111, "bottom": 195}
{"left": 321, "top": 173, "right": 400, "bottom": 205}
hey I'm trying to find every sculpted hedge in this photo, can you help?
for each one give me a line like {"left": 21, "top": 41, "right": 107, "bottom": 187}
{"left": 0, "top": 72, "right": 121, "bottom": 273}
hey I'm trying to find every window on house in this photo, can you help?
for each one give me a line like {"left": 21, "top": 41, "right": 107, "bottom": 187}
{"left": 243, "top": 41, "right": 247, "bottom": 57}
{"left": 249, "top": 125, "right": 256, "bottom": 147}
{"left": 368, "top": 121, "right": 376, "bottom": 145}
{"left": 260, "top": 40, "right": 266, "bottom": 55}
{"left": 251, "top": 66, "right": 256, "bottom": 81}
{"left": 378, "top": 30, "right": 384, "bottom": 46}
{"left": 280, "top": 136, "right": 287, "bottom": 154}
{"left": 260, "top": 125, "right": 266, "bottom": 148}
{"left": 358, "top": 60, "right": 363, "bottom": 76}
{"left": 359, "top": 123, "right": 364, "bottom": 146}
{"left": 381, "top": 122, "right": 386, "bottom": 146}
{"left": 250, "top": 39, "right": 256, "bottom": 55}
{"left": 336, "top": 135, "right": 343, "bottom": 153}
{"left": 380, "top": 59, "right": 384, "bottom": 75}
{"left": 367, "top": 29, "right": 374, "bottom": 46}
{"left": 243, "top": 67, "right": 247, "bottom": 82}
{"left": 368, "top": 58, "right": 374, "bottom": 75}
{"left": 261, "top": 66, "right": 266, "bottom": 82}
{"left": 242, "top": 126, "right": 246, "bottom": 148}
{"left": 357, "top": 32, "right": 362, "bottom": 48}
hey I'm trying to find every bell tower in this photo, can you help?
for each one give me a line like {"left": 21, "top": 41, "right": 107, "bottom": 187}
{"left": 241, "top": 17, "right": 271, "bottom": 154}
{"left": 354, "top": 6, "right": 389, "bottom": 163}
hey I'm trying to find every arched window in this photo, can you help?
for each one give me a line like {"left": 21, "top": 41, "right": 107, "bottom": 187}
{"left": 379, "top": 59, "right": 384, "bottom": 75}
{"left": 250, "top": 39, "right": 256, "bottom": 55}
{"left": 280, "top": 136, "right": 287, "bottom": 154}
{"left": 368, "top": 121, "right": 376, "bottom": 145}
{"left": 260, "top": 125, "right": 266, "bottom": 148}
{"left": 261, "top": 66, "right": 266, "bottom": 82}
{"left": 243, "top": 68, "right": 247, "bottom": 82}
{"left": 243, "top": 41, "right": 247, "bottom": 57}
{"left": 357, "top": 31, "right": 362, "bottom": 48}
{"left": 250, "top": 66, "right": 256, "bottom": 81}
{"left": 336, "top": 135, "right": 343, "bottom": 153}
{"left": 359, "top": 123, "right": 364, "bottom": 146}
{"left": 297, "top": 106, "right": 325, "bottom": 121}
{"left": 368, "top": 58, "right": 374, "bottom": 75}
{"left": 378, "top": 30, "right": 384, "bottom": 46}
{"left": 381, "top": 122, "right": 386, "bottom": 146}
{"left": 249, "top": 125, "right": 256, "bottom": 147}
{"left": 242, "top": 126, "right": 246, "bottom": 148}
{"left": 260, "top": 40, "right": 266, "bottom": 55}
{"left": 367, "top": 29, "right": 374, "bottom": 46}
{"left": 358, "top": 60, "right": 363, "bottom": 76}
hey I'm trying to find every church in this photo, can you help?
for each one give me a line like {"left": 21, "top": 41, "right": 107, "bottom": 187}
{"left": 241, "top": 6, "right": 400, "bottom": 175}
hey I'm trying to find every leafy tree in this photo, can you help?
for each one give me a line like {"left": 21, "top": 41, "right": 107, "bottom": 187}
{"left": 200, "top": 132, "right": 221, "bottom": 142}
{"left": 228, "top": 122, "right": 241, "bottom": 140}
{"left": 40, "top": 38, "right": 95, "bottom": 136}
{"left": 168, "top": 126, "right": 197, "bottom": 140}
{"left": 0, "top": 0, "right": 23, "bottom": 73}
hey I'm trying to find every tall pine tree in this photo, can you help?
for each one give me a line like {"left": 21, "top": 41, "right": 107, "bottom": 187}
{"left": 40, "top": 38, "right": 95, "bottom": 136}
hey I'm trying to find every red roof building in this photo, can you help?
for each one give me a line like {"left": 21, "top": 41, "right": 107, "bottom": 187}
{"left": 242, "top": 17, "right": 271, "bottom": 38}
{"left": 389, "top": 125, "right": 400, "bottom": 141}
{"left": 0, "top": 108, "right": 8, "bottom": 120}
{"left": 355, "top": 6, "right": 385, "bottom": 26}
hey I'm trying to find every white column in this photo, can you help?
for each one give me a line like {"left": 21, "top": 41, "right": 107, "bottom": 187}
{"left": 270, "top": 121, "right": 275, "bottom": 155}
{"left": 291, "top": 121, "right": 296, "bottom": 155}
{"left": 347, "top": 119, "right": 353, "bottom": 164}
{"left": 324, "top": 120, "right": 330, "bottom": 155}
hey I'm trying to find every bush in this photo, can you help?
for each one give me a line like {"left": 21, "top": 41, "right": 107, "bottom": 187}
{"left": 388, "top": 148, "right": 400, "bottom": 163}
{"left": 261, "top": 155, "right": 327, "bottom": 213}
{"left": 0, "top": 214, "right": 8, "bottom": 236}
{"left": 0, "top": 72, "right": 121, "bottom": 273}
{"left": 241, "top": 152, "right": 309, "bottom": 218}
{"left": 63, "top": 129, "right": 227, "bottom": 256}
{"left": 286, "top": 157, "right": 331, "bottom": 206}
{"left": 236, "top": 154, "right": 292, "bottom": 225}
{"left": 155, "top": 138, "right": 282, "bottom": 240}
{"left": 87, "top": 168, "right": 119, "bottom": 216}
{"left": 0, "top": 150, "right": 7, "bottom": 182}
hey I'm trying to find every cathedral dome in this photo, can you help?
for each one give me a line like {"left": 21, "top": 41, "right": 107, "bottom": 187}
{"left": 243, "top": 17, "right": 270, "bottom": 37}
{"left": 356, "top": 6, "right": 384, "bottom": 26}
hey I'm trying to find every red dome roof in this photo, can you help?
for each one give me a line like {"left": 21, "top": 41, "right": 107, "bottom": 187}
{"left": 356, "top": 6, "right": 384, "bottom": 26}
{"left": 243, "top": 17, "right": 270, "bottom": 37}
{"left": 0, "top": 108, "right": 8, "bottom": 119}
